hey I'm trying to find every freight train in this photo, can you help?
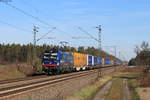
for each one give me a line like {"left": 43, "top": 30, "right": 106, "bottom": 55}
{"left": 41, "top": 49, "right": 120, "bottom": 75}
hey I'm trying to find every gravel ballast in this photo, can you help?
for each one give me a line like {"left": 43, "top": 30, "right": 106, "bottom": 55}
{"left": 2, "top": 73, "right": 98, "bottom": 100}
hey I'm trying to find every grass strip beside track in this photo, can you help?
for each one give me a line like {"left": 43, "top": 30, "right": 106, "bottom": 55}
{"left": 113, "top": 72, "right": 140, "bottom": 100}
{"left": 128, "top": 79, "right": 140, "bottom": 100}
{"left": 106, "top": 78, "right": 123, "bottom": 100}
{"left": 67, "top": 75, "right": 112, "bottom": 100}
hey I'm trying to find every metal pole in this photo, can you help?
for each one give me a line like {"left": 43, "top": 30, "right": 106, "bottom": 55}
{"left": 96, "top": 25, "right": 102, "bottom": 77}
{"left": 33, "top": 26, "right": 38, "bottom": 46}
{"left": 32, "top": 26, "right": 38, "bottom": 71}
{"left": 96, "top": 25, "right": 102, "bottom": 50}
{"left": 114, "top": 46, "right": 117, "bottom": 71}
{"left": 114, "top": 46, "right": 117, "bottom": 57}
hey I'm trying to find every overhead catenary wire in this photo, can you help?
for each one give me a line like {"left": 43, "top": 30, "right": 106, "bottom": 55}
{"left": 104, "top": 46, "right": 117, "bottom": 57}
{"left": 3, "top": 2, "right": 53, "bottom": 28}
{"left": 36, "top": 27, "right": 56, "bottom": 42}
{"left": 55, "top": 28, "right": 73, "bottom": 37}
{"left": 0, "top": 19, "right": 32, "bottom": 33}
{"left": 13, "top": 0, "right": 88, "bottom": 45}
{"left": 21, "top": 0, "right": 39, "bottom": 13}
{"left": 104, "top": 47, "right": 116, "bottom": 57}
{"left": 3, "top": 2, "right": 77, "bottom": 39}
{"left": 78, "top": 26, "right": 109, "bottom": 50}
{"left": 17, "top": 1, "right": 90, "bottom": 43}
{"left": 55, "top": 28, "right": 85, "bottom": 43}
{"left": 118, "top": 51, "right": 127, "bottom": 61}
{"left": 72, "top": 37, "right": 91, "bottom": 39}
{"left": 78, "top": 27, "right": 99, "bottom": 42}
{"left": 1, "top": 1, "right": 91, "bottom": 47}
{"left": 19, "top": 0, "right": 80, "bottom": 30}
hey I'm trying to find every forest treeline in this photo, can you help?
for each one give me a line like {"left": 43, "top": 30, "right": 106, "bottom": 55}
{"left": 0, "top": 43, "right": 119, "bottom": 65}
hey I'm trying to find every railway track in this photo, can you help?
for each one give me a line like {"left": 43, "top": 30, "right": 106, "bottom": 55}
{"left": 0, "top": 75, "right": 47, "bottom": 85}
{"left": 0, "top": 65, "right": 115, "bottom": 85}
{"left": 0, "top": 66, "right": 117, "bottom": 99}
{"left": 0, "top": 70, "right": 97, "bottom": 99}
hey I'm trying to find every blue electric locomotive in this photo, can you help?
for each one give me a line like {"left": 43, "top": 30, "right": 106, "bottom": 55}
{"left": 42, "top": 49, "right": 74, "bottom": 74}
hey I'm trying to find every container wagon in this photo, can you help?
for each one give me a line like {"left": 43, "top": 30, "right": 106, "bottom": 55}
{"left": 71, "top": 52, "right": 87, "bottom": 71}
{"left": 97, "top": 57, "right": 102, "bottom": 65}
{"left": 87, "top": 55, "right": 94, "bottom": 69}
{"left": 94, "top": 56, "right": 98, "bottom": 66}
{"left": 97, "top": 57, "right": 102, "bottom": 68}
{"left": 104, "top": 58, "right": 111, "bottom": 67}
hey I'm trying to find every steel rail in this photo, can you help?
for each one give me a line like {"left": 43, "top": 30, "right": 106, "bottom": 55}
{"left": 0, "top": 70, "right": 95, "bottom": 98}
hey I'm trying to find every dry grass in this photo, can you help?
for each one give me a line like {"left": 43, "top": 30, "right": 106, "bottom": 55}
{"left": 139, "top": 73, "right": 150, "bottom": 87}
{"left": 106, "top": 78, "right": 123, "bottom": 100}
{"left": 0, "top": 64, "right": 26, "bottom": 80}
{"left": 66, "top": 75, "right": 112, "bottom": 100}
{"left": 118, "top": 66, "right": 150, "bottom": 87}
{"left": 114, "top": 72, "right": 140, "bottom": 100}
{"left": 137, "top": 87, "right": 150, "bottom": 100}
{"left": 113, "top": 72, "right": 141, "bottom": 80}
{"left": 128, "top": 79, "right": 140, "bottom": 100}
{"left": 106, "top": 71, "right": 141, "bottom": 100}
{"left": 121, "top": 66, "right": 144, "bottom": 73}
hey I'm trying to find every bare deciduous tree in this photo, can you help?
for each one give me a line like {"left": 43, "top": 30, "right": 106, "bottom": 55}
{"left": 134, "top": 45, "right": 141, "bottom": 55}
{"left": 134, "top": 41, "right": 150, "bottom": 55}
{"left": 141, "top": 41, "right": 149, "bottom": 51}
{"left": 134, "top": 41, "right": 150, "bottom": 69}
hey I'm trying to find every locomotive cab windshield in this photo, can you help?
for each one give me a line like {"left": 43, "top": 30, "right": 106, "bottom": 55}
{"left": 42, "top": 50, "right": 58, "bottom": 67}
{"left": 43, "top": 52, "right": 57, "bottom": 60}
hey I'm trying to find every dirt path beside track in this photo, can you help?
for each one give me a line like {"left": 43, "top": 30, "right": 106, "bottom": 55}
{"left": 93, "top": 76, "right": 132, "bottom": 100}
{"left": 123, "top": 79, "right": 131, "bottom": 100}
{"left": 93, "top": 81, "right": 112, "bottom": 100}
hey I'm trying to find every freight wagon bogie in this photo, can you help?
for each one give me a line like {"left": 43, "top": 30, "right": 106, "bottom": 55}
{"left": 81, "top": 66, "right": 87, "bottom": 70}
{"left": 74, "top": 66, "right": 87, "bottom": 71}
{"left": 75, "top": 67, "right": 81, "bottom": 71}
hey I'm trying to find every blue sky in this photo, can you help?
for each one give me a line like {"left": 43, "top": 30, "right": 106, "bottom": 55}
{"left": 0, "top": 0, "right": 150, "bottom": 61}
